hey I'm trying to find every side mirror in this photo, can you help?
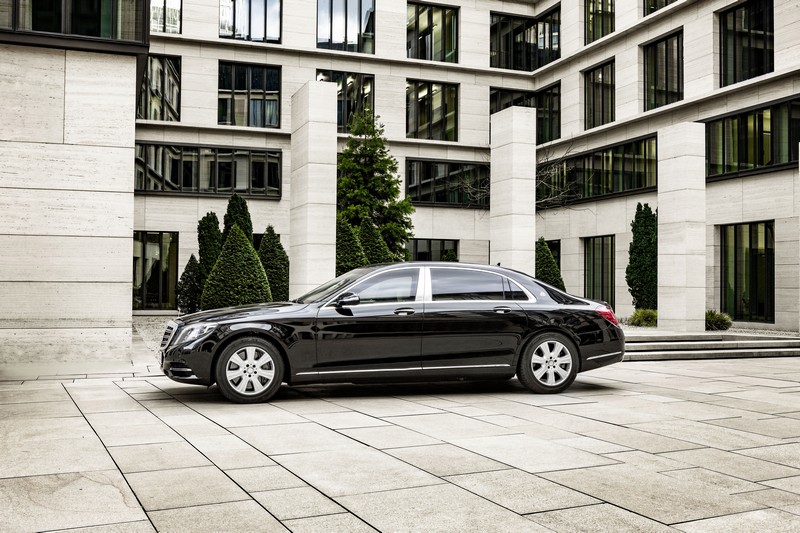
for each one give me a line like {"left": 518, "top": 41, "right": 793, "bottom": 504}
{"left": 336, "top": 293, "right": 360, "bottom": 308}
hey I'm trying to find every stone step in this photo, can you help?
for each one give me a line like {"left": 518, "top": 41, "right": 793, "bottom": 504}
{"left": 628, "top": 339, "right": 800, "bottom": 352}
{"left": 624, "top": 347, "right": 800, "bottom": 361}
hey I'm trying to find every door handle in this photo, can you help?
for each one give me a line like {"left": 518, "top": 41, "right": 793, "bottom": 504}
{"left": 394, "top": 307, "right": 416, "bottom": 316}
{"left": 493, "top": 306, "right": 513, "bottom": 314}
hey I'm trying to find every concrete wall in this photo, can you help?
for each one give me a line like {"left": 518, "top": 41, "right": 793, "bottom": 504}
{"left": 0, "top": 45, "right": 136, "bottom": 362}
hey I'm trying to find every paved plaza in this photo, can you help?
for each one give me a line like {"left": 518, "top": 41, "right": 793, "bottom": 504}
{"left": 3, "top": 356, "right": 800, "bottom": 532}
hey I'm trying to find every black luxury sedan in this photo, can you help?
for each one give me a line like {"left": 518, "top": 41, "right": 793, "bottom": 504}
{"left": 159, "top": 262, "right": 624, "bottom": 403}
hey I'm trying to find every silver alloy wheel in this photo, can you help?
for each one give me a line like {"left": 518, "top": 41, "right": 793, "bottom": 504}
{"left": 224, "top": 345, "right": 276, "bottom": 396}
{"left": 530, "top": 340, "right": 573, "bottom": 387}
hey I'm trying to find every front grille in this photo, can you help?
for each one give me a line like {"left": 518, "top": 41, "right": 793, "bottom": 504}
{"left": 160, "top": 320, "right": 178, "bottom": 349}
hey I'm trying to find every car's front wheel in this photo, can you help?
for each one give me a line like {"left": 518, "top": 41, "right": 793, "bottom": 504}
{"left": 517, "top": 332, "right": 578, "bottom": 394}
{"left": 215, "top": 337, "right": 284, "bottom": 403}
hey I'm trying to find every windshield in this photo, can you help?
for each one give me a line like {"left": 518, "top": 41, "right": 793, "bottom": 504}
{"left": 295, "top": 267, "right": 375, "bottom": 303}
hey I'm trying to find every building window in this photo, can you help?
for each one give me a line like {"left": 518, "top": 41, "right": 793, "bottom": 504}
{"left": 538, "top": 136, "right": 656, "bottom": 207}
{"left": 317, "top": 0, "right": 374, "bottom": 54}
{"left": 407, "top": 159, "right": 489, "bottom": 207}
{"left": 408, "top": 239, "right": 458, "bottom": 261}
{"left": 721, "top": 221, "right": 774, "bottom": 323}
{"left": 489, "top": 8, "right": 560, "bottom": 72}
{"left": 406, "top": 80, "right": 457, "bottom": 141}
{"left": 151, "top": 0, "right": 181, "bottom": 33}
{"left": 316, "top": 70, "right": 374, "bottom": 133}
{"left": 489, "top": 85, "right": 560, "bottom": 144}
{"left": 135, "top": 143, "right": 281, "bottom": 197}
{"left": 407, "top": 2, "right": 457, "bottom": 63}
{"left": 585, "top": 0, "right": 614, "bottom": 45}
{"left": 644, "top": 0, "right": 676, "bottom": 16}
{"left": 133, "top": 231, "right": 179, "bottom": 310}
{"left": 644, "top": 31, "right": 682, "bottom": 111}
{"left": 219, "top": 0, "right": 281, "bottom": 42}
{"left": 584, "top": 235, "right": 614, "bottom": 308}
{"left": 707, "top": 98, "right": 800, "bottom": 178}
{"left": 546, "top": 239, "right": 561, "bottom": 268}
{"left": 218, "top": 62, "right": 280, "bottom": 128}
{"left": 720, "top": 0, "right": 773, "bottom": 87}
{"left": 138, "top": 55, "right": 180, "bottom": 121}
{"left": 585, "top": 60, "right": 614, "bottom": 129}
{"left": 8, "top": 0, "right": 147, "bottom": 40}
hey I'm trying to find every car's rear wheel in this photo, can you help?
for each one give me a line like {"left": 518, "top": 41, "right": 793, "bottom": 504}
{"left": 517, "top": 332, "right": 578, "bottom": 394}
{"left": 215, "top": 337, "right": 284, "bottom": 403}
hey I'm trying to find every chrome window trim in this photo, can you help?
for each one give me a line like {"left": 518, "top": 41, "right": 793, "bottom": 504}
{"left": 423, "top": 265, "right": 536, "bottom": 303}
{"left": 322, "top": 266, "right": 424, "bottom": 307}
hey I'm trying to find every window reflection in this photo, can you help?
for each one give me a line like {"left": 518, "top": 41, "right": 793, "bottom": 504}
{"left": 317, "top": 0, "right": 374, "bottom": 53}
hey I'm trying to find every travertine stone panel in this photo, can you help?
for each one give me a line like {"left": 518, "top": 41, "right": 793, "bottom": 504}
{"left": 64, "top": 51, "right": 136, "bottom": 147}
{"left": 0, "top": 45, "right": 65, "bottom": 144}
{"left": 490, "top": 107, "right": 536, "bottom": 271}
{"left": 459, "top": 239, "right": 490, "bottom": 265}
{"left": 290, "top": 82, "right": 337, "bottom": 298}
{"left": 0, "top": 328, "right": 132, "bottom": 363}
{"left": 0, "top": 142, "right": 132, "bottom": 192}
{"left": 774, "top": 1, "right": 800, "bottom": 69}
{"left": 657, "top": 122, "right": 706, "bottom": 332}
{"left": 0, "top": 236, "right": 131, "bottom": 282}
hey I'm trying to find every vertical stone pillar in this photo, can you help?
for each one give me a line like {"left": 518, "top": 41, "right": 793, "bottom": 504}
{"left": 489, "top": 106, "right": 537, "bottom": 272}
{"left": 657, "top": 122, "right": 706, "bottom": 331}
{"left": 289, "top": 81, "right": 338, "bottom": 298}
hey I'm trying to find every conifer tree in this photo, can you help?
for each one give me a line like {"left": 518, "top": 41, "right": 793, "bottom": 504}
{"left": 336, "top": 214, "right": 368, "bottom": 276}
{"left": 358, "top": 219, "right": 394, "bottom": 264}
{"left": 222, "top": 193, "right": 254, "bottom": 244}
{"left": 626, "top": 202, "right": 658, "bottom": 310}
{"left": 535, "top": 237, "right": 566, "bottom": 291}
{"left": 338, "top": 111, "right": 414, "bottom": 259}
{"left": 257, "top": 225, "right": 290, "bottom": 302}
{"left": 197, "top": 212, "right": 222, "bottom": 284}
{"left": 175, "top": 254, "right": 203, "bottom": 314}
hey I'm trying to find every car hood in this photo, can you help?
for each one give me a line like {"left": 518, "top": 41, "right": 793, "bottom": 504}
{"left": 177, "top": 302, "right": 312, "bottom": 326}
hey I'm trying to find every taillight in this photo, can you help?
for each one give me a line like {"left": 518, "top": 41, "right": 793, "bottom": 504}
{"left": 596, "top": 305, "right": 619, "bottom": 326}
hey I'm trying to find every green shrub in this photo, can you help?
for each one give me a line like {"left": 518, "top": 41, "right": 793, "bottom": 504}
{"left": 629, "top": 308, "right": 658, "bottom": 327}
{"left": 222, "top": 193, "right": 253, "bottom": 244}
{"left": 175, "top": 254, "right": 203, "bottom": 314}
{"left": 197, "top": 212, "right": 222, "bottom": 284}
{"left": 706, "top": 309, "right": 732, "bottom": 331}
{"left": 257, "top": 225, "right": 290, "bottom": 302}
{"left": 336, "top": 214, "right": 368, "bottom": 276}
{"left": 200, "top": 224, "right": 271, "bottom": 310}
{"left": 535, "top": 237, "right": 566, "bottom": 291}
{"left": 626, "top": 203, "right": 658, "bottom": 310}
{"left": 441, "top": 249, "right": 458, "bottom": 262}
{"left": 358, "top": 219, "right": 394, "bottom": 264}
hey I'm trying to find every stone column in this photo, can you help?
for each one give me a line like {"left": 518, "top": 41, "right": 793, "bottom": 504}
{"left": 289, "top": 81, "right": 338, "bottom": 298}
{"left": 489, "top": 106, "right": 537, "bottom": 272}
{"left": 657, "top": 122, "right": 706, "bottom": 332}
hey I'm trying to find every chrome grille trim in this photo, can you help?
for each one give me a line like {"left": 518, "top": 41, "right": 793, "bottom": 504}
{"left": 160, "top": 320, "right": 179, "bottom": 349}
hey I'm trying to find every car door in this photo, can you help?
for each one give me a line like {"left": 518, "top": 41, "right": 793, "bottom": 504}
{"left": 420, "top": 266, "right": 528, "bottom": 374}
{"left": 315, "top": 267, "right": 424, "bottom": 377}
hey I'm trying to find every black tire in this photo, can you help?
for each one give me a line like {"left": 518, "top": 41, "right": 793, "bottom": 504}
{"left": 215, "top": 337, "right": 284, "bottom": 403}
{"left": 517, "top": 332, "right": 578, "bottom": 394}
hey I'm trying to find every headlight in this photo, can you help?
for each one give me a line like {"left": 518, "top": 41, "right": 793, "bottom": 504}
{"left": 173, "top": 323, "right": 217, "bottom": 345}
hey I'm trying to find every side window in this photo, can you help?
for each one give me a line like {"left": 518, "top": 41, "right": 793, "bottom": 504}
{"left": 431, "top": 268, "right": 505, "bottom": 300}
{"left": 349, "top": 270, "right": 420, "bottom": 304}
{"left": 505, "top": 279, "right": 529, "bottom": 301}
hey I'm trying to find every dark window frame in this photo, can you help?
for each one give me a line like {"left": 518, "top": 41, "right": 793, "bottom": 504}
{"left": 135, "top": 142, "right": 282, "bottom": 198}
{"left": 720, "top": 0, "right": 774, "bottom": 88}
{"left": 585, "top": 0, "right": 614, "bottom": 45}
{"left": 584, "top": 234, "right": 614, "bottom": 309}
{"left": 584, "top": 60, "right": 615, "bottom": 130}
{"left": 150, "top": 0, "right": 182, "bottom": 34}
{"left": 133, "top": 230, "right": 179, "bottom": 311}
{"left": 407, "top": 1, "right": 458, "bottom": 63}
{"left": 644, "top": 30, "right": 683, "bottom": 111}
{"left": 644, "top": 0, "right": 676, "bottom": 16}
{"left": 720, "top": 220, "right": 775, "bottom": 323}
{"left": 546, "top": 239, "right": 561, "bottom": 268}
{"left": 489, "top": 7, "right": 560, "bottom": 72}
{"left": 217, "top": 61, "right": 281, "bottom": 128}
{"left": 407, "top": 238, "right": 459, "bottom": 261}
{"left": 219, "top": 0, "right": 281, "bottom": 43}
{"left": 316, "top": 0, "right": 375, "bottom": 54}
{"left": 406, "top": 158, "right": 489, "bottom": 208}
{"left": 138, "top": 55, "right": 181, "bottom": 121}
{"left": 489, "top": 83, "right": 561, "bottom": 145}
{"left": 316, "top": 70, "right": 374, "bottom": 133}
{"left": 406, "top": 79, "right": 458, "bottom": 141}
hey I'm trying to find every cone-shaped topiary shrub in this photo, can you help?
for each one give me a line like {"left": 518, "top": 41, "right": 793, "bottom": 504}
{"left": 535, "top": 237, "right": 566, "bottom": 291}
{"left": 200, "top": 224, "right": 271, "bottom": 310}
{"left": 358, "top": 219, "right": 394, "bottom": 265}
{"left": 197, "top": 212, "right": 222, "bottom": 284}
{"left": 175, "top": 254, "right": 203, "bottom": 314}
{"left": 222, "top": 193, "right": 254, "bottom": 244}
{"left": 257, "top": 225, "right": 290, "bottom": 302}
{"left": 626, "top": 202, "right": 658, "bottom": 310}
{"left": 336, "top": 214, "right": 368, "bottom": 276}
